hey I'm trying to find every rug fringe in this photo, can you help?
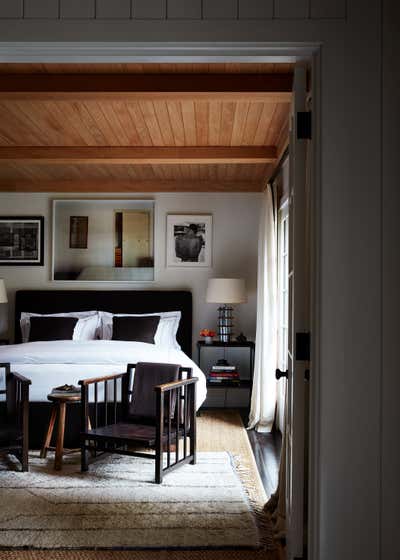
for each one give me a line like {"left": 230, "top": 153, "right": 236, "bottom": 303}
{"left": 232, "top": 455, "right": 276, "bottom": 551}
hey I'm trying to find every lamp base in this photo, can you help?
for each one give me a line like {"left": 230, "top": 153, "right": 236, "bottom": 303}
{"left": 217, "top": 305, "right": 234, "bottom": 342}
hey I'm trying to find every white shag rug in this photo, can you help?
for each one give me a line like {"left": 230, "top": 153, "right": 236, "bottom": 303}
{"left": 0, "top": 451, "right": 261, "bottom": 550}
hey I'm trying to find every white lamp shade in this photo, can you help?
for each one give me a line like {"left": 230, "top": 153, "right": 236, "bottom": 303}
{"left": 206, "top": 278, "right": 247, "bottom": 304}
{"left": 0, "top": 279, "right": 7, "bottom": 304}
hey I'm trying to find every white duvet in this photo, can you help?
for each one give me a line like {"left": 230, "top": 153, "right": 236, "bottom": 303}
{"left": 0, "top": 340, "right": 207, "bottom": 409}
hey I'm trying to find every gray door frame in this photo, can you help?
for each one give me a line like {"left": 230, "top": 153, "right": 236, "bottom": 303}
{"left": 0, "top": 41, "right": 322, "bottom": 560}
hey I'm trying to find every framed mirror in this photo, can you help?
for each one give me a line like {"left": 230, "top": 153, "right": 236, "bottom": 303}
{"left": 52, "top": 199, "right": 154, "bottom": 281}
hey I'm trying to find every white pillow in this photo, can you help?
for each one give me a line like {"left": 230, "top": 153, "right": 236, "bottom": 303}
{"left": 20, "top": 311, "right": 99, "bottom": 343}
{"left": 98, "top": 311, "right": 181, "bottom": 350}
{"left": 73, "top": 315, "right": 101, "bottom": 341}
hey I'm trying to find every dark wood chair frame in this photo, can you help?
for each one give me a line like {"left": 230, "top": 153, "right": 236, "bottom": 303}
{"left": 0, "top": 363, "right": 31, "bottom": 472}
{"left": 79, "top": 363, "right": 197, "bottom": 483}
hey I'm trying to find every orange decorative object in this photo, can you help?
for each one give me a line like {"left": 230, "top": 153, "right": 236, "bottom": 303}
{"left": 200, "top": 329, "right": 216, "bottom": 338}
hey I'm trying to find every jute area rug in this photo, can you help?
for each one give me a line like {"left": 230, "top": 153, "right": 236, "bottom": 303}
{"left": 0, "top": 410, "right": 282, "bottom": 560}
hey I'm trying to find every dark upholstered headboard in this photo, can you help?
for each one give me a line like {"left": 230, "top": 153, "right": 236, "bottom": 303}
{"left": 14, "top": 290, "right": 192, "bottom": 357}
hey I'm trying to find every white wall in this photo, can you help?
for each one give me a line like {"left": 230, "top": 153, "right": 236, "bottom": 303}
{"left": 0, "top": 192, "right": 261, "bottom": 355}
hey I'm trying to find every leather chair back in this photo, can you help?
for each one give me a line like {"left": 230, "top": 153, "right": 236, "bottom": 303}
{"left": 128, "top": 362, "right": 180, "bottom": 421}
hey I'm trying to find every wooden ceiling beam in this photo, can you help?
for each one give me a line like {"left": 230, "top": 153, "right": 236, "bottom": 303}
{"left": 0, "top": 73, "right": 293, "bottom": 102}
{"left": 0, "top": 179, "right": 265, "bottom": 193}
{"left": 0, "top": 146, "right": 277, "bottom": 165}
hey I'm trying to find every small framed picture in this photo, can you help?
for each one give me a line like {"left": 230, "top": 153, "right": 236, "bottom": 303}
{"left": 166, "top": 214, "right": 212, "bottom": 267}
{"left": 0, "top": 216, "right": 44, "bottom": 266}
{"left": 69, "top": 216, "right": 88, "bottom": 249}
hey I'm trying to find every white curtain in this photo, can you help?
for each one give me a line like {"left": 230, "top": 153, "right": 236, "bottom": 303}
{"left": 248, "top": 186, "right": 278, "bottom": 432}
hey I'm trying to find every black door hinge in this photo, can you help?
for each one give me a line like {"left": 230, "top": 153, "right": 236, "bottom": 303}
{"left": 297, "top": 111, "right": 312, "bottom": 139}
{"left": 296, "top": 332, "right": 310, "bottom": 361}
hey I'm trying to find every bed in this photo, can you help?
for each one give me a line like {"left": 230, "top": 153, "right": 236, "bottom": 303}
{"left": 0, "top": 290, "right": 207, "bottom": 447}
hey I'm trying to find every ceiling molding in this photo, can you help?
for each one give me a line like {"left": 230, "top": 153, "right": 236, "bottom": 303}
{"left": 0, "top": 42, "right": 318, "bottom": 63}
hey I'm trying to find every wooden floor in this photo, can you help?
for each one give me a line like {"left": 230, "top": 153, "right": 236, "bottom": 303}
{"left": 237, "top": 409, "right": 282, "bottom": 497}
{"left": 247, "top": 427, "right": 282, "bottom": 497}
{"left": 197, "top": 408, "right": 266, "bottom": 500}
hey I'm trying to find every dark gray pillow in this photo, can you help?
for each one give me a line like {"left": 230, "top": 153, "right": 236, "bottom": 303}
{"left": 112, "top": 315, "right": 160, "bottom": 344}
{"left": 29, "top": 317, "right": 78, "bottom": 342}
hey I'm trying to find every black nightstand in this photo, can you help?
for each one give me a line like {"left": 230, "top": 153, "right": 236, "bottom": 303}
{"left": 0, "top": 339, "right": 9, "bottom": 345}
{"left": 197, "top": 340, "right": 255, "bottom": 410}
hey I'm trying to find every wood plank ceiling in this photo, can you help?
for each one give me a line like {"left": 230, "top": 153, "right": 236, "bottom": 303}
{"left": 0, "top": 63, "right": 293, "bottom": 193}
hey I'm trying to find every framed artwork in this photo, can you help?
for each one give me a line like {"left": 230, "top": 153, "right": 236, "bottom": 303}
{"left": 52, "top": 199, "right": 154, "bottom": 281}
{"left": 166, "top": 214, "right": 212, "bottom": 267}
{"left": 0, "top": 216, "right": 44, "bottom": 266}
{"left": 69, "top": 216, "right": 88, "bottom": 249}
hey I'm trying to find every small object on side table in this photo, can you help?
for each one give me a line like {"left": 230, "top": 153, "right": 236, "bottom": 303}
{"left": 199, "top": 329, "right": 216, "bottom": 345}
{"left": 51, "top": 384, "right": 80, "bottom": 395}
{"left": 236, "top": 333, "right": 247, "bottom": 343}
{"left": 41, "top": 386, "right": 83, "bottom": 471}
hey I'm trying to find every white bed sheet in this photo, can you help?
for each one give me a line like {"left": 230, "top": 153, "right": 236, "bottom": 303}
{"left": 0, "top": 340, "right": 207, "bottom": 409}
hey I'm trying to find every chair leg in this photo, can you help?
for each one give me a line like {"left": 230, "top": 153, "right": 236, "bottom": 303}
{"left": 190, "top": 447, "right": 197, "bottom": 465}
{"left": 189, "top": 384, "right": 197, "bottom": 465}
{"left": 81, "top": 442, "right": 89, "bottom": 472}
{"left": 190, "top": 424, "right": 197, "bottom": 465}
{"left": 155, "top": 388, "right": 163, "bottom": 483}
{"left": 155, "top": 447, "right": 163, "bottom": 484}
{"left": 21, "top": 439, "right": 29, "bottom": 472}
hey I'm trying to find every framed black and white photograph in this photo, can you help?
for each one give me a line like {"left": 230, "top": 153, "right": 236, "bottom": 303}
{"left": 0, "top": 216, "right": 44, "bottom": 266}
{"left": 69, "top": 216, "right": 88, "bottom": 249}
{"left": 166, "top": 214, "right": 212, "bottom": 267}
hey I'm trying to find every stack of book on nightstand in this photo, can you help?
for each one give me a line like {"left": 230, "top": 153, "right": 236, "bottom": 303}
{"left": 208, "top": 360, "right": 240, "bottom": 386}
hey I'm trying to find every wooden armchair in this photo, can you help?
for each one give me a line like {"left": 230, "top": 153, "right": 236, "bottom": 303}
{"left": 0, "top": 363, "right": 31, "bottom": 471}
{"left": 79, "top": 362, "right": 197, "bottom": 483}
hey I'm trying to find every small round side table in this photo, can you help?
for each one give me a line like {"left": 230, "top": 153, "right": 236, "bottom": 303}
{"left": 40, "top": 393, "right": 82, "bottom": 471}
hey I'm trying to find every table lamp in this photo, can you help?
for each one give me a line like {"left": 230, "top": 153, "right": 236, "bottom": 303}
{"left": 206, "top": 278, "right": 247, "bottom": 342}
